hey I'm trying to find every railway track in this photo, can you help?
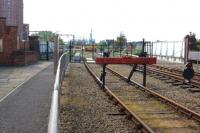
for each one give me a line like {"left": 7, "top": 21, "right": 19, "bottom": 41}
{"left": 134, "top": 64, "right": 200, "bottom": 92}
{"left": 151, "top": 64, "right": 200, "bottom": 79}
{"left": 149, "top": 64, "right": 200, "bottom": 81}
{"left": 85, "top": 62, "right": 200, "bottom": 133}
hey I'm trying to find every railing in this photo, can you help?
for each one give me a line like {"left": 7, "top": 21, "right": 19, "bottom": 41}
{"left": 48, "top": 52, "right": 69, "bottom": 133}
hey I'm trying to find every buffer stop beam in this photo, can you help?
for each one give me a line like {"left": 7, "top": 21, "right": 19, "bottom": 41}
{"left": 95, "top": 57, "right": 157, "bottom": 88}
{"left": 95, "top": 57, "right": 157, "bottom": 65}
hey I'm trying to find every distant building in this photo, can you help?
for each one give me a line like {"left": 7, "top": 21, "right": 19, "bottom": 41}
{"left": 0, "top": 0, "right": 23, "bottom": 41}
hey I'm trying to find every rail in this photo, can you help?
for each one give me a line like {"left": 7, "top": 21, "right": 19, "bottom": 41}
{"left": 48, "top": 52, "right": 69, "bottom": 133}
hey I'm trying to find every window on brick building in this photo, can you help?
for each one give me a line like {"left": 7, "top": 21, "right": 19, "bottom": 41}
{"left": 0, "top": 39, "right": 3, "bottom": 52}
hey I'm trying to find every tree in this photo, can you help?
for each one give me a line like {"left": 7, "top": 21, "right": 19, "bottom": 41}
{"left": 99, "top": 40, "right": 107, "bottom": 45}
{"left": 116, "top": 32, "right": 127, "bottom": 48}
{"left": 32, "top": 31, "right": 65, "bottom": 45}
{"left": 185, "top": 32, "right": 197, "bottom": 51}
{"left": 197, "top": 39, "right": 200, "bottom": 51}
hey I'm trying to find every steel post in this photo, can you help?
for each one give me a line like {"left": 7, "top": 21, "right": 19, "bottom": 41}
{"left": 54, "top": 35, "right": 59, "bottom": 75}
{"left": 102, "top": 64, "right": 106, "bottom": 90}
{"left": 142, "top": 39, "right": 147, "bottom": 87}
{"left": 82, "top": 43, "right": 83, "bottom": 61}
{"left": 113, "top": 39, "right": 115, "bottom": 57}
{"left": 47, "top": 41, "right": 49, "bottom": 61}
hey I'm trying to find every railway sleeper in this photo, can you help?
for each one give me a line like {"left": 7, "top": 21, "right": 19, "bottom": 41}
{"left": 113, "top": 99, "right": 119, "bottom": 105}
{"left": 166, "top": 104, "right": 191, "bottom": 119}
{"left": 172, "top": 82, "right": 185, "bottom": 86}
{"left": 154, "top": 75, "right": 165, "bottom": 79}
{"left": 165, "top": 80, "right": 178, "bottom": 83}
{"left": 107, "top": 113, "right": 126, "bottom": 116}
{"left": 135, "top": 124, "right": 143, "bottom": 131}
{"left": 158, "top": 77, "right": 170, "bottom": 80}
{"left": 180, "top": 85, "right": 193, "bottom": 89}
{"left": 108, "top": 94, "right": 113, "bottom": 100}
{"left": 178, "top": 110, "right": 195, "bottom": 119}
{"left": 189, "top": 88, "right": 200, "bottom": 93}
{"left": 105, "top": 81, "right": 120, "bottom": 84}
{"left": 146, "top": 93, "right": 154, "bottom": 98}
{"left": 119, "top": 107, "right": 126, "bottom": 112}
{"left": 125, "top": 114, "right": 133, "bottom": 120}
{"left": 148, "top": 73, "right": 158, "bottom": 76}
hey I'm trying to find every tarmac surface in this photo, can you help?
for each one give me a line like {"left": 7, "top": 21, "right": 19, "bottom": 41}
{"left": 0, "top": 62, "right": 54, "bottom": 133}
{"left": 0, "top": 62, "right": 53, "bottom": 100}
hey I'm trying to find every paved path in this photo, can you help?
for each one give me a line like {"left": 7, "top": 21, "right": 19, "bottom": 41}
{"left": 0, "top": 61, "right": 52, "bottom": 100}
{"left": 0, "top": 64, "right": 54, "bottom": 133}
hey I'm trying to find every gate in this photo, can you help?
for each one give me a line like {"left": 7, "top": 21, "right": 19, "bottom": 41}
{"left": 39, "top": 41, "right": 54, "bottom": 60}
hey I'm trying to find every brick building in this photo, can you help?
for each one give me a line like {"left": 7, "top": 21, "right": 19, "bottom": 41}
{"left": 0, "top": 17, "right": 18, "bottom": 64}
{"left": 0, "top": 17, "right": 39, "bottom": 65}
{"left": 0, "top": 0, "right": 23, "bottom": 43}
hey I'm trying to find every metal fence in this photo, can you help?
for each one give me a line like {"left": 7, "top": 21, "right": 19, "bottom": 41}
{"left": 39, "top": 42, "right": 54, "bottom": 60}
{"left": 67, "top": 40, "right": 154, "bottom": 62}
{"left": 152, "top": 41, "right": 184, "bottom": 63}
{"left": 47, "top": 52, "right": 69, "bottom": 133}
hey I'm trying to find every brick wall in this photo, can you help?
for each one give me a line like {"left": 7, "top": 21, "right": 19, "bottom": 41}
{"left": 0, "top": 17, "right": 39, "bottom": 65}
{"left": 12, "top": 51, "right": 39, "bottom": 65}
{"left": 20, "top": 41, "right": 30, "bottom": 50}
{"left": 0, "top": 17, "right": 18, "bottom": 65}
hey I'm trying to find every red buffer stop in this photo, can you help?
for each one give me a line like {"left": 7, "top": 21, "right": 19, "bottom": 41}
{"left": 95, "top": 57, "right": 157, "bottom": 65}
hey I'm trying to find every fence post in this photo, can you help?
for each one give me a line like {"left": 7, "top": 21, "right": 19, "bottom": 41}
{"left": 154, "top": 42, "right": 157, "bottom": 56}
{"left": 69, "top": 41, "right": 72, "bottom": 62}
{"left": 165, "top": 42, "right": 168, "bottom": 61}
{"left": 142, "top": 38, "right": 147, "bottom": 87}
{"left": 172, "top": 42, "right": 175, "bottom": 61}
{"left": 131, "top": 43, "right": 133, "bottom": 56}
{"left": 92, "top": 43, "right": 94, "bottom": 59}
{"left": 160, "top": 42, "right": 163, "bottom": 59}
{"left": 113, "top": 39, "right": 115, "bottom": 57}
{"left": 54, "top": 35, "right": 59, "bottom": 75}
{"left": 180, "top": 41, "right": 184, "bottom": 62}
{"left": 82, "top": 43, "right": 83, "bottom": 61}
{"left": 47, "top": 41, "right": 49, "bottom": 61}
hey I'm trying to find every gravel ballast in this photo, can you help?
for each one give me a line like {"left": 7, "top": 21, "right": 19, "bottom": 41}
{"left": 60, "top": 63, "right": 138, "bottom": 133}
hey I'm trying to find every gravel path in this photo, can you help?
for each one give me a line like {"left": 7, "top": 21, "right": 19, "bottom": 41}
{"left": 60, "top": 63, "right": 138, "bottom": 133}
{"left": 108, "top": 64, "right": 200, "bottom": 114}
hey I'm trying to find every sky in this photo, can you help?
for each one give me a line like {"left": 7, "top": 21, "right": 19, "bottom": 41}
{"left": 24, "top": 0, "right": 200, "bottom": 42}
